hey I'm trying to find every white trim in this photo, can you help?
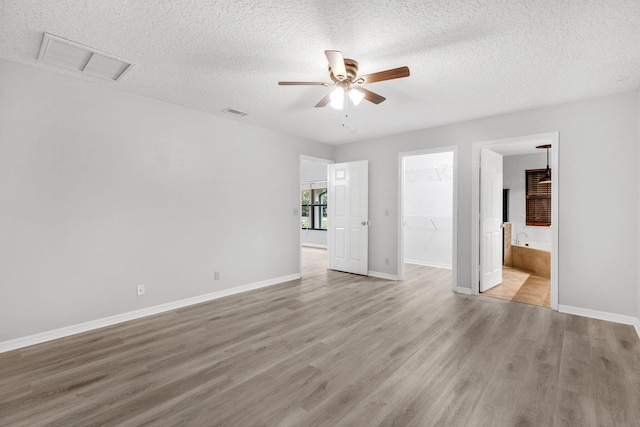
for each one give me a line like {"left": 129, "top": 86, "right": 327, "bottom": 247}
{"left": 558, "top": 305, "right": 640, "bottom": 328}
{"left": 368, "top": 270, "right": 399, "bottom": 281}
{"left": 454, "top": 287, "right": 473, "bottom": 295}
{"left": 300, "top": 155, "right": 334, "bottom": 163}
{"left": 405, "top": 259, "right": 452, "bottom": 269}
{"left": 635, "top": 323, "right": 640, "bottom": 340}
{"left": 0, "top": 273, "right": 300, "bottom": 354}
{"left": 300, "top": 180, "right": 328, "bottom": 189}
{"left": 398, "top": 146, "right": 458, "bottom": 295}
{"left": 471, "top": 132, "right": 559, "bottom": 311}
{"left": 301, "top": 243, "right": 327, "bottom": 249}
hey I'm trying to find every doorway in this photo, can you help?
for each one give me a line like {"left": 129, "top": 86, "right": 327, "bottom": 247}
{"left": 299, "top": 156, "right": 371, "bottom": 277}
{"left": 471, "top": 133, "right": 559, "bottom": 310}
{"left": 398, "top": 147, "right": 458, "bottom": 290}
{"left": 300, "top": 156, "right": 331, "bottom": 277}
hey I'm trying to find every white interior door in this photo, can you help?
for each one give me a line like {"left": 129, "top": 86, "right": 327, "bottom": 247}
{"left": 328, "top": 160, "right": 369, "bottom": 275}
{"left": 480, "top": 149, "right": 503, "bottom": 292}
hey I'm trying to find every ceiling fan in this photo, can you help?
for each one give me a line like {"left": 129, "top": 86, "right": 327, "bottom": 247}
{"left": 278, "top": 50, "right": 410, "bottom": 109}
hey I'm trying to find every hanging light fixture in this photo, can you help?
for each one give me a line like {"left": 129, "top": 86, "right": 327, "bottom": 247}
{"left": 537, "top": 144, "right": 552, "bottom": 184}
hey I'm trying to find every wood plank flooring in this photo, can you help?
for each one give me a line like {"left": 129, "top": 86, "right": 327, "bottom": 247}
{"left": 1, "top": 247, "right": 639, "bottom": 426}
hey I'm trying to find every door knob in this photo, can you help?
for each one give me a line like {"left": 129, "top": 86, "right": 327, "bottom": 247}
{"left": 361, "top": 221, "right": 368, "bottom": 226}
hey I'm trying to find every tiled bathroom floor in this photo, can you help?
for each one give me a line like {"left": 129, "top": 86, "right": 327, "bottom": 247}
{"left": 482, "top": 266, "right": 550, "bottom": 307}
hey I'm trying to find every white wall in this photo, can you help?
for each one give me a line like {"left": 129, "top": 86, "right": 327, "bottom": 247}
{"left": 404, "top": 152, "right": 453, "bottom": 268}
{"left": 637, "top": 90, "right": 640, "bottom": 327}
{"left": 0, "top": 60, "right": 333, "bottom": 342}
{"left": 503, "top": 152, "right": 551, "bottom": 246}
{"left": 335, "top": 90, "right": 638, "bottom": 318}
{"left": 300, "top": 159, "right": 328, "bottom": 247}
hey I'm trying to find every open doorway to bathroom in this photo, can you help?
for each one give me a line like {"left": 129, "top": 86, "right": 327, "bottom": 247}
{"left": 472, "top": 133, "right": 559, "bottom": 310}
{"left": 398, "top": 147, "right": 457, "bottom": 289}
{"left": 484, "top": 147, "right": 552, "bottom": 307}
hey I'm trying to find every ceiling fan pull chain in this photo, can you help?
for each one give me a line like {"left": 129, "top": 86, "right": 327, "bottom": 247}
{"left": 345, "top": 91, "right": 348, "bottom": 117}
{"left": 343, "top": 91, "right": 349, "bottom": 126}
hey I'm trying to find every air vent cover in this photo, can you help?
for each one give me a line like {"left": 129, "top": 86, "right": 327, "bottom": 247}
{"left": 37, "top": 33, "right": 135, "bottom": 82}
{"left": 222, "top": 108, "right": 248, "bottom": 117}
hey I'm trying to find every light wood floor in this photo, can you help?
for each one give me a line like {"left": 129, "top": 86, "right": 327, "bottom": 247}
{"left": 482, "top": 266, "right": 551, "bottom": 307}
{"left": 1, "top": 247, "right": 639, "bottom": 426}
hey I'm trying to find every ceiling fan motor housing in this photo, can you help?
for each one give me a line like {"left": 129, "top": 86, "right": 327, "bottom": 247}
{"left": 330, "top": 59, "right": 359, "bottom": 82}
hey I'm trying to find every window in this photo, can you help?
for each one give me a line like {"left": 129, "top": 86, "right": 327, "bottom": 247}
{"left": 301, "top": 188, "right": 327, "bottom": 230}
{"left": 525, "top": 169, "right": 551, "bottom": 226}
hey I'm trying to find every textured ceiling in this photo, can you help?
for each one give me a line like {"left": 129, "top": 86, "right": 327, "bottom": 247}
{"left": 1, "top": 1, "right": 639, "bottom": 145}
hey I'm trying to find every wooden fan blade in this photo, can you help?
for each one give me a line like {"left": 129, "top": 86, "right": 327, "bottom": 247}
{"left": 358, "top": 87, "right": 386, "bottom": 104}
{"left": 325, "top": 50, "right": 347, "bottom": 80}
{"left": 360, "top": 66, "right": 410, "bottom": 84}
{"left": 278, "top": 81, "right": 329, "bottom": 86}
{"left": 314, "top": 93, "right": 332, "bottom": 108}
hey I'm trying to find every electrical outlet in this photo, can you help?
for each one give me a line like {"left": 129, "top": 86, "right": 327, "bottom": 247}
{"left": 137, "top": 284, "right": 145, "bottom": 296}
{"left": 214, "top": 271, "right": 220, "bottom": 280}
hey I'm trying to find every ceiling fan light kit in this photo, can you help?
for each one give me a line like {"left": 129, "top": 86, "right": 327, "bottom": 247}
{"left": 279, "top": 50, "right": 410, "bottom": 110}
{"left": 330, "top": 86, "right": 345, "bottom": 109}
{"left": 327, "top": 85, "right": 364, "bottom": 110}
{"left": 349, "top": 88, "right": 364, "bottom": 106}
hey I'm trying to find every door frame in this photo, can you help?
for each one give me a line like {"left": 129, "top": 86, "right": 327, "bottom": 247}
{"left": 471, "top": 132, "right": 559, "bottom": 310}
{"left": 398, "top": 146, "right": 458, "bottom": 292}
{"left": 299, "top": 155, "right": 333, "bottom": 276}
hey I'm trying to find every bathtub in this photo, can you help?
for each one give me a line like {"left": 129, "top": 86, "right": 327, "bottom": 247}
{"left": 506, "top": 242, "right": 551, "bottom": 278}
{"left": 514, "top": 241, "right": 551, "bottom": 252}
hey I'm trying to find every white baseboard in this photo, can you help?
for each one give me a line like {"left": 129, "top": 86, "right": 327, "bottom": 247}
{"left": 301, "top": 243, "right": 327, "bottom": 249}
{"left": 405, "top": 259, "right": 452, "bottom": 270}
{"left": 0, "top": 273, "right": 301, "bottom": 354}
{"left": 368, "top": 270, "right": 398, "bottom": 281}
{"left": 558, "top": 305, "right": 640, "bottom": 331}
{"left": 454, "top": 287, "right": 473, "bottom": 295}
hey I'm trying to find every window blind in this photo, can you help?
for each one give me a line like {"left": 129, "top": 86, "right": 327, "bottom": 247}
{"left": 525, "top": 169, "right": 551, "bottom": 226}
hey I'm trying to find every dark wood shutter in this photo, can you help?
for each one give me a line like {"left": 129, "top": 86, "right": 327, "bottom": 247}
{"left": 526, "top": 169, "right": 551, "bottom": 226}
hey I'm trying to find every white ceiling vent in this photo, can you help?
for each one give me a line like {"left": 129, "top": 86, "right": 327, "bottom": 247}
{"left": 222, "top": 108, "right": 248, "bottom": 117}
{"left": 37, "top": 33, "right": 135, "bottom": 82}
